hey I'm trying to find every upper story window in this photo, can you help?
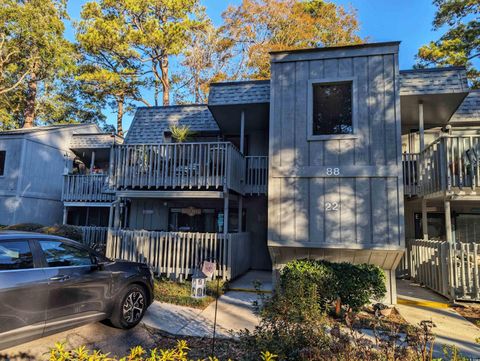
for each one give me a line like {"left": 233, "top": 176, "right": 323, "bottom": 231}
{"left": 0, "top": 151, "right": 5, "bottom": 176}
{"left": 311, "top": 81, "right": 353, "bottom": 136}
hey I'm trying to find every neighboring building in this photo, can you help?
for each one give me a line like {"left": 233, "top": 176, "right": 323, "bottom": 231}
{"left": 3, "top": 42, "right": 477, "bottom": 303}
{"left": 0, "top": 124, "right": 106, "bottom": 226}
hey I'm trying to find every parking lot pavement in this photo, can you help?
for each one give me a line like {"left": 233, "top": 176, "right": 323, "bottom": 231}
{"left": 0, "top": 322, "right": 159, "bottom": 361}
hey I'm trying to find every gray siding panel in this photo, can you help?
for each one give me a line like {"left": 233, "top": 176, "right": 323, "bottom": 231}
{"left": 268, "top": 44, "right": 404, "bottom": 249}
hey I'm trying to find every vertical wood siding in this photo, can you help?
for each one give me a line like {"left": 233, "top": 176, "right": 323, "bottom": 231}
{"left": 269, "top": 48, "right": 404, "bottom": 248}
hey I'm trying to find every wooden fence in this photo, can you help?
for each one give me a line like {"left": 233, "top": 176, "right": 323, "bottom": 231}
{"left": 112, "top": 142, "right": 245, "bottom": 194}
{"left": 106, "top": 230, "right": 251, "bottom": 280}
{"left": 74, "top": 226, "right": 109, "bottom": 248}
{"left": 245, "top": 156, "right": 268, "bottom": 195}
{"left": 63, "top": 174, "right": 114, "bottom": 202}
{"left": 405, "top": 239, "right": 480, "bottom": 301}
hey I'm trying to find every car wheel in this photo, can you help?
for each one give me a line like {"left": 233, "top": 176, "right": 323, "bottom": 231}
{"left": 110, "top": 284, "right": 147, "bottom": 329}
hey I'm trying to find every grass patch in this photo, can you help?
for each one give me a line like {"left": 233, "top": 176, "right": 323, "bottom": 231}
{"left": 154, "top": 277, "right": 227, "bottom": 309}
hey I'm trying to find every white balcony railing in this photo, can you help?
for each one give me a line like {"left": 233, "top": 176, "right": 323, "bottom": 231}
{"left": 112, "top": 142, "right": 246, "bottom": 194}
{"left": 402, "top": 135, "right": 480, "bottom": 197}
{"left": 62, "top": 174, "right": 114, "bottom": 202}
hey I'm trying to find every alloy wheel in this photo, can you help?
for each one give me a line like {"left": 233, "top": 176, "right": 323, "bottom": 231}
{"left": 122, "top": 291, "right": 145, "bottom": 324}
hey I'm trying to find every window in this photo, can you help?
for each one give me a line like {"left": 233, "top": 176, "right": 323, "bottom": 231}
{"left": 0, "top": 241, "right": 34, "bottom": 270}
{"left": 39, "top": 241, "right": 92, "bottom": 267}
{"left": 312, "top": 82, "right": 353, "bottom": 136}
{"left": 0, "top": 151, "right": 5, "bottom": 176}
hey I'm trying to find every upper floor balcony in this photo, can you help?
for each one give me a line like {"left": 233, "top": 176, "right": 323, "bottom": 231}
{"left": 403, "top": 135, "right": 480, "bottom": 198}
{"left": 62, "top": 174, "right": 115, "bottom": 203}
{"left": 110, "top": 142, "right": 268, "bottom": 196}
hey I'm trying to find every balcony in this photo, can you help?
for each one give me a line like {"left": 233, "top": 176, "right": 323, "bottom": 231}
{"left": 245, "top": 156, "right": 268, "bottom": 195}
{"left": 62, "top": 174, "right": 115, "bottom": 203}
{"left": 111, "top": 142, "right": 247, "bottom": 194}
{"left": 402, "top": 135, "right": 480, "bottom": 198}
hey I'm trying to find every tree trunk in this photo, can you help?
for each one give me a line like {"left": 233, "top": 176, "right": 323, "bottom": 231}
{"left": 116, "top": 97, "right": 124, "bottom": 136}
{"left": 23, "top": 69, "right": 38, "bottom": 128}
{"left": 160, "top": 55, "right": 169, "bottom": 106}
{"left": 152, "top": 60, "right": 160, "bottom": 106}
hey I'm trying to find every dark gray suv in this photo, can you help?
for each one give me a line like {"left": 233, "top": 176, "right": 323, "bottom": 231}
{"left": 0, "top": 231, "right": 154, "bottom": 350}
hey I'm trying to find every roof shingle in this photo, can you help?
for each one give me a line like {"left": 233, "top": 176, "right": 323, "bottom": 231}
{"left": 400, "top": 67, "right": 469, "bottom": 96}
{"left": 449, "top": 90, "right": 480, "bottom": 123}
{"left": 208, "top": 80, "right": 270, "bottom": 105}
{"left": 125, "top": 105, "right": 219, "bottom": 144}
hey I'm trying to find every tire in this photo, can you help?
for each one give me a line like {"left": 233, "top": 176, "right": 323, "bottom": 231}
{"left": 110, "top": 284, "right": 147, "bottom": 329}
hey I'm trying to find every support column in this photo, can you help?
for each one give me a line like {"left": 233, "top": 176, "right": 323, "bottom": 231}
{"left": 90, "top": 151, "right": 96, "bottom": 173}
{"left": 224, "top": 193, "right": 229, "bottom": 235}
{"left": 62, "top": 207, "right": 68, "bottom": 225}
{"left": 445, "top": 199, "right": 452, "bottom": 244}
{"left": 418, "top": 101, "right": 425, "bottom": 152}
{"left": 240, "top": 110, "right": 245, "bottom": 155}
{"left": 422, "top": 198, "right": 428, "bottom": 241}
{"left": 237, "top": 196, "right": 243, "bottom": 233}
{"left": 108, "top": 203, "right": 114, "bottom": 228}
{"left": 114, "top": 202, "right": 121, "bottom": 229}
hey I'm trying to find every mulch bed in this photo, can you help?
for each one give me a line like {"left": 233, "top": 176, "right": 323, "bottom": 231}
{"left": 148, "top": 327, "right": 242, "bottom": 360}
{"left": 453, "top": 304, "right": 480, "bottom": 328}
{"left": 349, "top": 306, "right": 410, "bottom": 332}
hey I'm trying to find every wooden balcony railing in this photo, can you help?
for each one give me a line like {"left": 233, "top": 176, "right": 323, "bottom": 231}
{"left": 111, "top": 142, "right": 246, "bottom": 194}
{"left": 402, "top": 153, "right": 419, "bottom": 197}
{"left": 62, "top": 174, "right": 114, "bottom": 202}
{"left": 402, "top": 135, "right": 480, "bottom": 197}
{"left": 245, "top": 156, "right": 268, "bottom": 195}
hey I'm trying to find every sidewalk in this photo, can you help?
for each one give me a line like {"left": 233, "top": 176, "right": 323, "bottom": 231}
{"left": 143, "top": 271, "right": 272, "bottom": 338}
{"left": 396, "top": 279, "right": 480, "bottom": 358}
{"left": 143, "top": 291, "right": 261, "bottom": 338}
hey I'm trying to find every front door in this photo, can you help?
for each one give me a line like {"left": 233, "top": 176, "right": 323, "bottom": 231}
{"left": 37, "top": 239, "right": 112, "bottom": 334}
{"left": 0, "top": 239, "right": 49, "bottom": 349}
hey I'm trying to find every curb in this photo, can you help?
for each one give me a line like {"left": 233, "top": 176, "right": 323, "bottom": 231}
{"left": 397, "top": 297, "right": 450, "bottom": 309}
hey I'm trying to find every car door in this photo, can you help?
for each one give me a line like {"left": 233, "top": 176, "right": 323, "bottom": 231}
{"left": 0, "top": 238, "right": 49, "bottom": 350}
{"left": 37, "top": 239, "right": 112, "bottom": 334}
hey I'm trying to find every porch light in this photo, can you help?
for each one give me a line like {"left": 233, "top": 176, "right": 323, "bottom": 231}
{"left": 191, "top": 268, "right": 207, "bottom": 299}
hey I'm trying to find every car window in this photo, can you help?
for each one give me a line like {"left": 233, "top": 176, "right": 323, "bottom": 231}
{"left": 0, "top": 240, "right": 34, "bottom": 270}
{"left": 39, "top": 241, "right": 92, "bottom": 267}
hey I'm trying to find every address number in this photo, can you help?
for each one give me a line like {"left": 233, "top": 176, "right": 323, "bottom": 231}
{"left": 326, "top": 167, "right": 340, "bottom": 176}
{"left": 325, "top": 202, "right": 339, "bottom": 211}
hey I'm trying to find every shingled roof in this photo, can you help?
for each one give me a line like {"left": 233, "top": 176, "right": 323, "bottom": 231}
{"left": 449, "top": 90, "right": 480, "bottom": 124}
{"left": 125, "top": 105, "right": 219, "bottom": 144}
{"left": 0, "top": 123, "right": 98, "bottom": 136}
{"left": 208, "top": 80, "right": 270, "bottom": 105}
{"left": 399, "top": 67, "right": 469, "bottom": 96}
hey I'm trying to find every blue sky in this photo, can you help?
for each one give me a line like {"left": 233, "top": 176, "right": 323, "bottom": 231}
{"left": 65, "top": 0, "right": 441, "bottom": 131}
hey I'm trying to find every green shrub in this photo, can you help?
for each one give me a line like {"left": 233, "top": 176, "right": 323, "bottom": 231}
{"left": 331, "top": 262, "right": 386, "bottom": 311}
{"left": 281, "top": 259, "right": 386, "bottom": 312}
{"left": 39, "top": 224, "right": 83, "bottom": 241}
{"left": 47, "top": 340, "right": 277, "bottom": 361}
{"left": 240, "top": 274, "right": 329, "bottom": 361}
{"left": 4, "top": 223, "right": 44, "bottom": 232}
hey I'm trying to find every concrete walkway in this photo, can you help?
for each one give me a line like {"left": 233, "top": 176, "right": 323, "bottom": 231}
{"left": 143, "top": 291, "right": 261, "bottom": 338}
{"left": 396, "top": 279, "right": 480, "bottom": 358}
{"left": 142, "top": 271, "right": 272, "bottom": 338}
{"left": 229, "top": 270, "right": 273, "bottom": 293}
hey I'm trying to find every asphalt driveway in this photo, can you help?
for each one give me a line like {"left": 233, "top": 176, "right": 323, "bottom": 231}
{"left": 0, "top": 322, "right": 159, "bottom": 361}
